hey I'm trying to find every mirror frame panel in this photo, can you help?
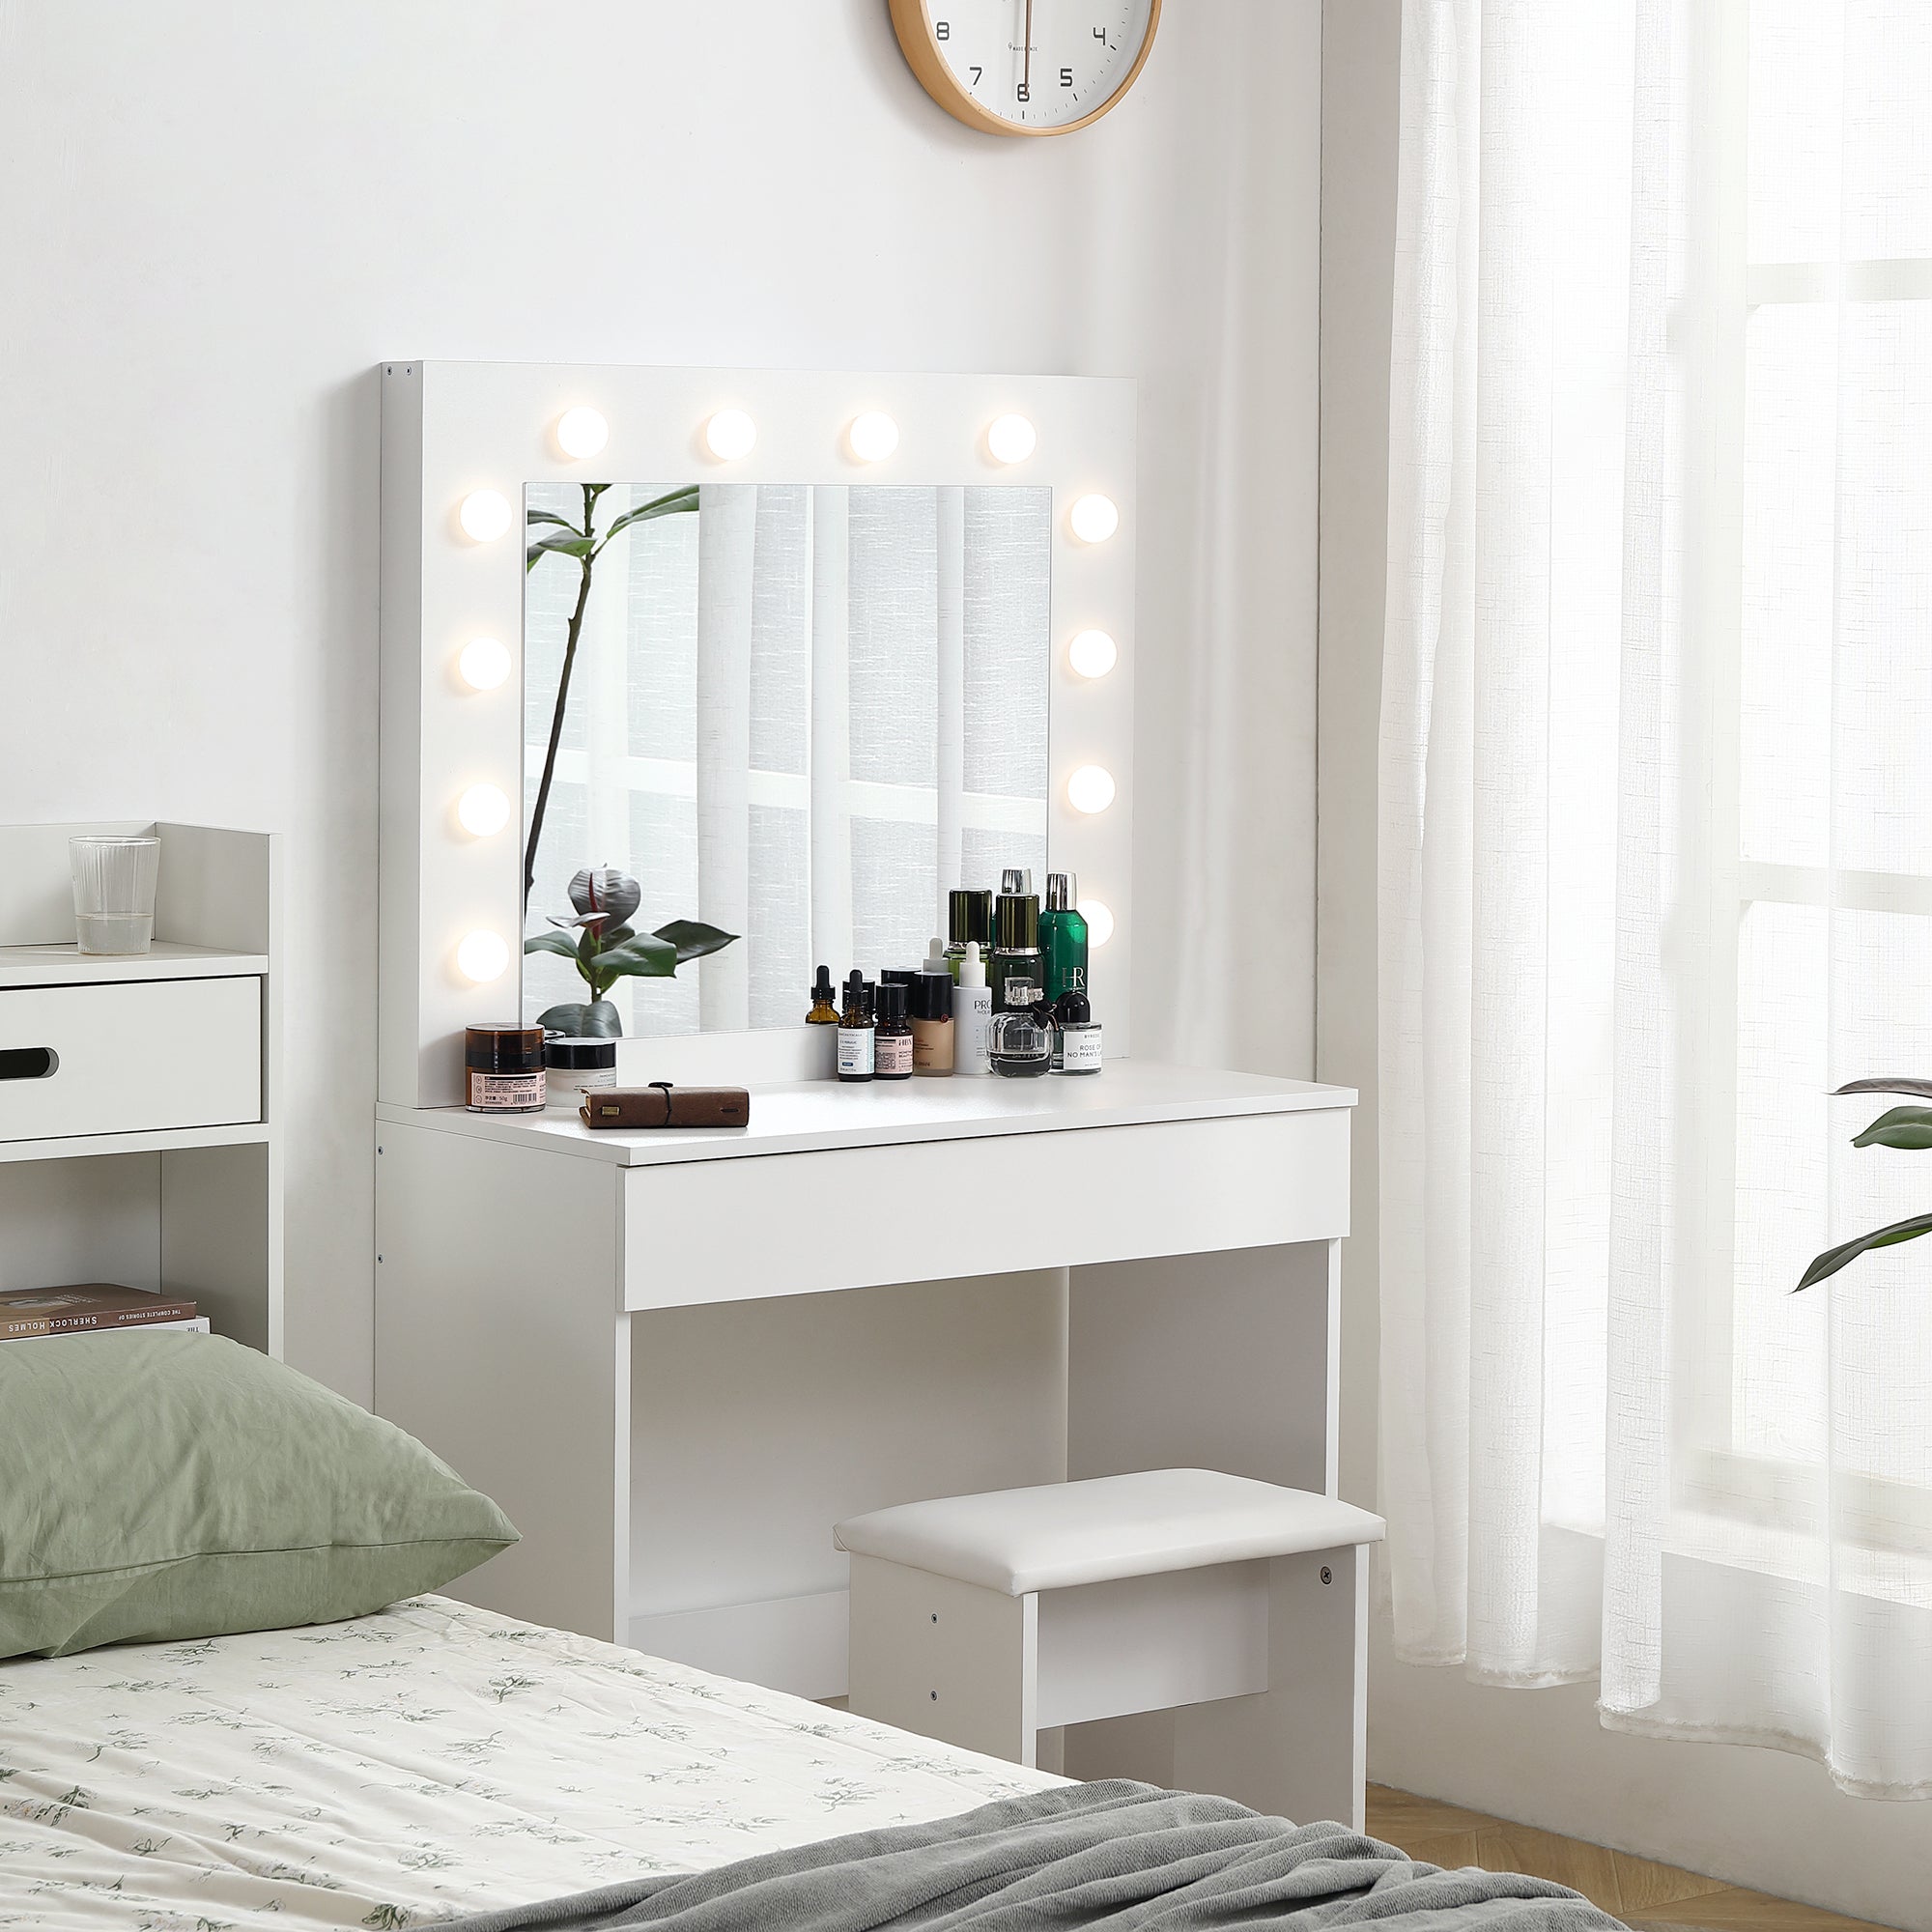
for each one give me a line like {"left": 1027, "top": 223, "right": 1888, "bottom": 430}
{"left": 379, "top": 362, "right": 1135, "bottom": 1109}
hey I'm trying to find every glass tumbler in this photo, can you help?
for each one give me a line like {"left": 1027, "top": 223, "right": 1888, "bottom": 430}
{"left": 70, "top": 836, "right": 160, "bottom": 954}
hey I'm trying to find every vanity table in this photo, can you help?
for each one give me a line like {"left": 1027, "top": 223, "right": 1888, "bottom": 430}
{"left": 375, "top": 1061, "right": 1358, "bottom": 1820}
{"left": 376, "top": 361, "right": 1359, "bottom": 1823}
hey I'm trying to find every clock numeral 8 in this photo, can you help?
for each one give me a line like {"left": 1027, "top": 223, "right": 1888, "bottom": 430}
{"left": 935, "top": 18, "right": 949, "bottom": 38}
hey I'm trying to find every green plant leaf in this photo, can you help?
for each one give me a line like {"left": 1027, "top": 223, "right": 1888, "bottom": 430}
{"left": 526, "top": 534, "right": 596, "bottom": 574}
{"left": 650, "top": 918, "right": 738, "bottom": 965}
{"left": 526, "top": 510, "right": 582, "bottom": 532}
{"left": 1796, "top": 1211, "right": 1932, "bottom": 1291}
{"left": 535, "top": 1000, "right": 622, "bottom": 1038}
{"left": 523, "top": 931, "right": 582, "bottom": 961}
{"left": 1833, "top": 1076, "right": 1932, "bottom": 1101}
{"left": 589, "top": 932, "right": 680, "bottom": 979}
{"left": 602, "top": 484, "right": 700, "bottom": 543}
{"left": 1852, "top": 1106, "right": 1932, "bottom": 1151}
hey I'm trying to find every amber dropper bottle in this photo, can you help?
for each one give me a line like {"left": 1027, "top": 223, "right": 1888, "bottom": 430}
{"left": 807, "top": 964, "right": 838, "bottom": 1026}
{"left": 837, "top": 970, "right": 874, "bottom": 1082}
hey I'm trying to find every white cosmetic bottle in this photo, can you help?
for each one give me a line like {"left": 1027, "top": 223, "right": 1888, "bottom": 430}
{"left": 953, "top": 941, "right": 993, "bottom": 1075}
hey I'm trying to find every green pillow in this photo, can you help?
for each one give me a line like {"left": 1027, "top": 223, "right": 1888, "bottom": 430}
{"left": 0, "top": 1332, "right": 517, "bottom": 1659}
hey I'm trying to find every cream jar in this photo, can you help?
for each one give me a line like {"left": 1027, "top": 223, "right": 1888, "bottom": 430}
{"left": 544, "top": 1036, "right": 618, "bottom": 1109}
{"left": 465, "top": 1022, "right": 547, "bottom": 1114}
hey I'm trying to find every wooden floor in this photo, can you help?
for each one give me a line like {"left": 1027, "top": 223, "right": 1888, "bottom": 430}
{"left": 1365, "top": 1786, "right": 1895, "bottom": 1931}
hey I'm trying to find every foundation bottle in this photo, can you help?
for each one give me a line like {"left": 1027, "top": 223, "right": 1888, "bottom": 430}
{"left": 910, "top": 967, "right": 954, "bottom": 1075}
{"left": 837, "top": 971, "right": 874, "bottom": 1083}
{"left": 873, "top": 980, "right": 914, "bottom": 1081}
{"left": 953, "top": 941, "right": 993, "bottom": 1076}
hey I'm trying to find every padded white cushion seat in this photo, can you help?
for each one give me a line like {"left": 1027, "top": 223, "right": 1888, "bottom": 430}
{"left": 835, "top": 1468, "right": 1385, "bottom": 1598}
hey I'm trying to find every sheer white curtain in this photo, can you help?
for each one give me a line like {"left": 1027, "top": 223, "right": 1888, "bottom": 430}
{"left": 1378, "top": 0, "right": 1932, "bottom": 1794}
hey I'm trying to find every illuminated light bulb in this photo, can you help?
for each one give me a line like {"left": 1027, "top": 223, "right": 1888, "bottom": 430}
{"left": 847, "top": 411, "right": 899, "bottom": 462}
{"left": 554, "top": 406, "right": 609, "bottom": 460}
{"left": 458, "top": 637, "right": 511, "bottom": 691}
{"left": 456, "top": 930, "right": 509, "bottom": 983}
{"left": 704, "top": 408, "right": 757, "bottom": 460}
{"left": 1078, "top": 898, "right": 1115, "bottom": 947}
{"left": 459, "top": 489, "right": 513, "bottom": 542}
{"left": 987, "top": 412, "right": 1037, "bottom": 464}
{"left": 456, "top": 782, "right": 511, "bottom": 837}
{"left": 1066, "top": 764, "right": 1117, "bottom": 814}
{"left": 1069, "top": 494, "right": 1120, "bottom": 543}
{"left": 1067, "top": 629, "right": 1118, "bottom": 678}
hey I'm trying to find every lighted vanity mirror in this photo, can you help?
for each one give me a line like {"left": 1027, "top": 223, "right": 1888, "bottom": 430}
{"left": 521, "top": 482, "right": 1051, "bottom": 1037}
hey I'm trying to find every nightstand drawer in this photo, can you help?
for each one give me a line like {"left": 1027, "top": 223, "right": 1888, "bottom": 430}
{"left": 0, "top": 978, "right": 262, "bottom": 1142}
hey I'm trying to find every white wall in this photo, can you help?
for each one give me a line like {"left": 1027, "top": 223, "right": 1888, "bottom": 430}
{"left": 1316, "top": 7, "right": 1932, "bottom": 1924}
{"left": 0, "top": 0, "right": 1321, "bottom": 1403}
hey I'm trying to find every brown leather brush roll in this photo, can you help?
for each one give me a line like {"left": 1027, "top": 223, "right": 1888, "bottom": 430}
{"left": 579, "top": 1084, "right": 752, "bottom": 1129}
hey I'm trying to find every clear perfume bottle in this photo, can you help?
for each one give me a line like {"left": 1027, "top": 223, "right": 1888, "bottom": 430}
{"left": 987, "top": 980, "right": 1055, "bottom": 1078}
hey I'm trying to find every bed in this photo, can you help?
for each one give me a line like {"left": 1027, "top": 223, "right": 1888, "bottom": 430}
{"left": 0, "top": 1594, "right": 1060, "bottom": 1930}
{"left": 1, "top": 1339, "right": 1620, "bottom": 1930}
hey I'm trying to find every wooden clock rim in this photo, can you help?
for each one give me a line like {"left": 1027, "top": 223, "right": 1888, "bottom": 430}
{"left": 887, "top": 0, "right": 1163, "bottom": 139}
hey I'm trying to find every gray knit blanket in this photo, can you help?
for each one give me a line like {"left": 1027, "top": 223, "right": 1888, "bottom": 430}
{"left": 439, "top": 1780, "right": 1626, "bottom": 1931}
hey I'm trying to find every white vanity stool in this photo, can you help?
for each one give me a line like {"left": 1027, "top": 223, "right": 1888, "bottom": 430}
{"left": 838, "top": 1468, "right": 1385, "bottom": 1822}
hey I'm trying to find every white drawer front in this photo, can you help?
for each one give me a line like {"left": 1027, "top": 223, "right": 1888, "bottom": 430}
{"left": 0, "top": 978, "right": 262, "bottom": 1143}
{"left": 623, "top": 1107, "right": 1349, "bottom": 1311}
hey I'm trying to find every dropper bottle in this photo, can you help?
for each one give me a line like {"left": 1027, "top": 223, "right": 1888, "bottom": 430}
{"left": 953, "top": 941, "right": 993, "bottom": 1076}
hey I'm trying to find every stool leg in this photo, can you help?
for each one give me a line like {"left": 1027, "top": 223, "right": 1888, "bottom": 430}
{"left": 1163, "top": 1544, "right": 1368, "bottom": 1829}
{"left": 847, "top": 1555, "right": 1039, "bottom": 1767}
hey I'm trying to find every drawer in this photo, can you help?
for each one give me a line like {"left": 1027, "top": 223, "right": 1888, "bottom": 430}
{"left": 0, "top": 978, "right": 262, "bottom": 1143}
{"left": 622, "top": 1107, "right": 1350, "bottom": 1311}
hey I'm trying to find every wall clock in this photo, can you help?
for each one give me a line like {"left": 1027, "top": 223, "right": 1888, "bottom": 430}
{"left": 888, "top": 0, "right": 1161, "bottom": 138}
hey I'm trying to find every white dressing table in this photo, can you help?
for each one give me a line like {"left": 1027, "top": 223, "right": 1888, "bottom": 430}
{"left": 374, "top": 1063, "right": 1358, "bottom": 1822}
{"left": 376, "top": 361, "right": 1362, "bottom": 1823}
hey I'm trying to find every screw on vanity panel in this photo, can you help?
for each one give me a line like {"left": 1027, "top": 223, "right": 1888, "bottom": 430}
{"left": 1320, "top": 1566, "right": 1332, "bottom": 1585}
{"left": 930, "top": 1690, "right": 938, "bottom": 1701}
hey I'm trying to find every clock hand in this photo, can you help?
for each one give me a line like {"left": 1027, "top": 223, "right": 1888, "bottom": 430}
{"left": 1023, "top": 0, "right": 1033, "bottom": 95}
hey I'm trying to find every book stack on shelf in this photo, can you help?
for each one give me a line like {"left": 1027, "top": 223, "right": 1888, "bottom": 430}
{"left": 0, "top": 1284, "right": 209, "bottom": 1343}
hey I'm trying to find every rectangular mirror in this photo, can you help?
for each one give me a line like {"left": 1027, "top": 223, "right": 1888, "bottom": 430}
{"left": 521, "top": 482, "right": 1051, "bottom": 1037}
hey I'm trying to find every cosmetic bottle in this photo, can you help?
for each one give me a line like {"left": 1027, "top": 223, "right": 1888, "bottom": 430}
{"left": 944, "top": 889, "right": 992, "bottom": 980}
{"left": 837, "top": 971, "right": 874, "bottom": 1083}
{"left": 987, "top": 977, "right": 1055, "bottom": 1079}
{"left": 873, "top": 980, "right": 914, "bottom": 1080}
{"left": 923, "top": 936, "right": 950, "bottom": 980}
{"left": 1040, "top": 873, "right": 1089, "bottom": 1007}
{"left": 1053, "top": 972, "right": 1103, "bottom": 1074}
{"left": 990, "top": 872, "right": 1042, "bottom": 1014}
{"left": 953, "top": 942, "right": 993, "bottom": 1075}
{"left": 807, "top": 965, "right": 838, "bottom": 1026}
{"left": 910, "top": 968, "right": 954, "bottom": 1075}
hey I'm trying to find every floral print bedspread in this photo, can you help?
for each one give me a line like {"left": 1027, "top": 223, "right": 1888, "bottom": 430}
{"left": 0, "top": 1595, "right": 1060, "bottom": 1930}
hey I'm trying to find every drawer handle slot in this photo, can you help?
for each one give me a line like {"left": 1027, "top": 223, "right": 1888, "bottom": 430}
{"left": 0, "top": 1047, "right": 58, "bottom": 1081}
